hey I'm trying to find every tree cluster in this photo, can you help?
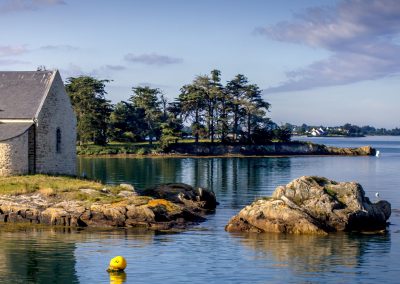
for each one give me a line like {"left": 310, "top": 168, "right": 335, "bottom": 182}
{"left": 65, "top": 70, "right": 290, "bottom": 147}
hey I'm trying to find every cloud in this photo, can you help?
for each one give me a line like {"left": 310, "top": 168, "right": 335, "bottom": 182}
{"left": 0, "top": 45, "right": 28, "bottom": 57}
{"left": 59, "top": 63, "right": 126, "bottom": 79}
{"left": 0, "top": 59, "right": 30, "bottom": 65}
{"left": 0, "top": 0, "right": 65, "bottom": 14}
{"left": 39, "top": 44, "right": 79, "bottom": 51}
{"left": 59, "top": 63, "right": 86, "bottom": 79}
{"left": 102, "top": 65, "right": 126, "bottom": 71}
{"left": 124, "top": 53, "right": 183, "bottom": 66}
{"left": 258, "top": 0, "right": 400, "bottom": 93}
{"left": 136, "top": 82, "right": 171, "bottom": 90}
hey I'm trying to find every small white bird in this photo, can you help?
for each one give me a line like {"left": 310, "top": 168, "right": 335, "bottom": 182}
{"left": 375, "top": 192, "right": 380, "bottom": 198}
{"left": 376, "top": 150, "right": 380, "bottom": 157}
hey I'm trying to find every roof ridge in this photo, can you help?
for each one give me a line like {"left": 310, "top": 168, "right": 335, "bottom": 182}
{"left": 34, "top": 70, "right": 57, "bottom": 120}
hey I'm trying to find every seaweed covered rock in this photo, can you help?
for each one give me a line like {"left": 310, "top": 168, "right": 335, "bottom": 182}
{"left": 140, "top": 183, "right": 218, "bottom": 212}
{"left": 226, "top": 176, "right": 391, "bottom": 235}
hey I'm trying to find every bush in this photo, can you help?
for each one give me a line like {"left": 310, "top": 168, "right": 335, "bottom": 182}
{"left": 273, "top": 127, "right": 292, "bottom": 142}
{"left": 135, "top": 148, "right": 148, "bottom": 155}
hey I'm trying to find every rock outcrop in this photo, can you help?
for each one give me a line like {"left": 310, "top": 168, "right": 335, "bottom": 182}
{"left": 140, "top": 183, "right": 218, "bottom": 212}
{"left": 0, "top": 183, "right": 217, "bottom": 231}
{"left": 226, "top": 176, "right": 391, "bottom": 235}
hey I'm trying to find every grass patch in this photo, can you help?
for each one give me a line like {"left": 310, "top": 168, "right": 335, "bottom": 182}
{"left": 0, "top": 175, "right": 105, "bottom": 194}
{"left": 0, "top": 175, "right": 128, "bottom": 204}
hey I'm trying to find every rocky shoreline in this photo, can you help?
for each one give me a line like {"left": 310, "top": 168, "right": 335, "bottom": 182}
{"left": 0, "top": 175, "right": 391, "bottom": 235}
{"left": 78, "top": 141, "right": 376, "bottom": 157}
{"left": 0, "top": 182, "right": 217, "bottom": 231}
{"left": 168, "top": 142, "right": 376, "bottom": 156}
{"left": 226, "top": 176, "right": 391, "bottom": 235}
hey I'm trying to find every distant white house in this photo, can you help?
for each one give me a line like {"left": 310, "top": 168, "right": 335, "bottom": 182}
{"left": 0, "top": 70, "right": 76, "bottom": 176}
{"left": 310, "top": 128, "right": 326, "bottom": 136}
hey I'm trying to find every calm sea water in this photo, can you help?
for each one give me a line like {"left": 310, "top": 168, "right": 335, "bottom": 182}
{"left": 1, "top": 136, "right": 399, "bottom": 283}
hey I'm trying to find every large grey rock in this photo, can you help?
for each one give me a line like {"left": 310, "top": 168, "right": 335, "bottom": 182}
{"left": 226, "top": 176, "right": 391, "bottom": 235}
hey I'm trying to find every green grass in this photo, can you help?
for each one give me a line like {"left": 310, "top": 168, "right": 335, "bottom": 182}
{"left": 0, "top": 175, "right": 128, "bottom": 204}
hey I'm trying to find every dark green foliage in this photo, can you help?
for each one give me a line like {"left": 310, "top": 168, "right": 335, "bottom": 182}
{"left": 250, "top": 127, "right": 274, "bottom": 144}
{"left": 65, "top": 76, "right": 112, "bottom": 145}
{"left": 66, "top": 70, "right": 294, "bottom": 150}
{"left": 177, "top": 71, "right": 275, "bottom": 144}
{"left": 159, "top": 103, "right": 183, "bottom": 150}
{"left": 130, "top": 86, "right": 164, "bottom": 144}
{"left": 178, "top": 79, "right": 207, "bottom": 143}
{"left": 159, "top": 122, "right": 181, "bottom": 150}
{"left": 273, "top": 126, "right": 292, "bottom": 142}
{"left": 108, "top": 101, "right": 139, "bottom": 142}
{"left": 226, "top": 74, "right": 248, "bottom": 141}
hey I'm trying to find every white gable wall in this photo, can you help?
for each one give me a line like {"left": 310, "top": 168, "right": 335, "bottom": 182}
{"left": 35, "top": 72, "right": 77, "bottom": 175}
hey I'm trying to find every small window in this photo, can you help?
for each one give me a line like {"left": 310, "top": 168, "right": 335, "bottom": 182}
{"left": 56, "top": 128, "right": 61, "bottom": 153}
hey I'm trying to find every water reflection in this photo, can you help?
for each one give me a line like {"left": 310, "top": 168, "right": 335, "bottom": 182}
{"left": 0, "top": 226, "right": 79, "bottom": 283}
{"left": 72, "top": 137, "right": 400, "bottom": 283}
{"left": 78, "top": 157, "right": 292, "bottom": 209}
{"left": 108, "top": 271, "right": 127, "bottom": 284}
{"left": 231, "top": 232, "right": 391, "bottom": 277}
{"left": 0, "top": 226, "right": 157, "bottom": 284}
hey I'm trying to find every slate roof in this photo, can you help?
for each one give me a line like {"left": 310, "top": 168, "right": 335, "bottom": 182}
{"left": 0, "top": 71, "right": 55, "bottom": 119}
{"left": 0, "top": 122, "right": 33, "bottom": 141}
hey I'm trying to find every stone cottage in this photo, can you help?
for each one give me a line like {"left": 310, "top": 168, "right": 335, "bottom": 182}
{"left": 0, "top": 70, "right": 76, "bottom": 176}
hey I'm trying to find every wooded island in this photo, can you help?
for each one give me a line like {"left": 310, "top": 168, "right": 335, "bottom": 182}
{"left": 66, "top": 70, "right": 291, "bottom": 153}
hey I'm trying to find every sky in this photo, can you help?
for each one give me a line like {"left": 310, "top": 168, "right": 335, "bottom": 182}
{"left": 0, "top": 0, "right": 399, "bottom": 128}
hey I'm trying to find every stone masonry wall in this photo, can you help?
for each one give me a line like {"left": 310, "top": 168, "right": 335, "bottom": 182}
{"left": 0, "top": 132, "right": 29, "bottom": 176}
{"left": 35, "top": 72, "right": 77, "bottom": 175}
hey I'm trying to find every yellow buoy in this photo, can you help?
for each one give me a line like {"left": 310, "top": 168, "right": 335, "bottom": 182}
{"left": 107, "top": 256, "right": 127, "bottom": 272}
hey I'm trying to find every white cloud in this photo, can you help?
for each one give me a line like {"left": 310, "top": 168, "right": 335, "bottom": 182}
{"left": 0, "top": 59, "right": 30, "bottom": 65}
{"left": 59, "top": 63, "right": 127, "bottom": 79}
{"left": 39, "top": 44, "right": 78, "bottom": 51}
{"left": 258, "top": 0, "right": 400, "bottom": 93}
{"left": 102, "top": 65, "right": 126, "bottom": 71}
{"left": 0, "top": 45, "right": 28, "bottom": 57}
{"left": 124, "top": 53, "right": 183, "bottom": 66}
{"left": 0, "top": 0, "right": 65, "bottom": 14}
{"left": 59, "top": 63, "right": 87, "bottom": 79}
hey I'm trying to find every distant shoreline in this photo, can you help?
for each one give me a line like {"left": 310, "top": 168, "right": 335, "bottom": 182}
{"left": 305, "top": 134, "right": 365, "bottom": 138}
{"left": 77, "top": 141, "right": 376, "bottom": 158}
